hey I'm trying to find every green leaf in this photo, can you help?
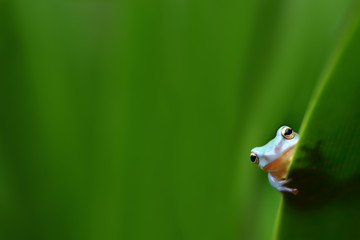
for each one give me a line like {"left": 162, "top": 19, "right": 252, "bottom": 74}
{"left": 275, "top": 3, "right": 360, "bottom": 240}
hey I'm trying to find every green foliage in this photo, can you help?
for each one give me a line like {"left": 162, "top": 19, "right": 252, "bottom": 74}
{"left": 0, "top": 0, "right": 358, "bottom": 240}
{"left": 275, "top": 3, "right": 360, "bottom": 240}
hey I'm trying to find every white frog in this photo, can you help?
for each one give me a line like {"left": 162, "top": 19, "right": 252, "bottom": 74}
{"left": 250, "top": 126, "right": 299, "bottom": 195}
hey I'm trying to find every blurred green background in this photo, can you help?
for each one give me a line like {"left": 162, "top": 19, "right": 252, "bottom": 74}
{"left": 0, "top": 0, "right": 357, "bottom": 239}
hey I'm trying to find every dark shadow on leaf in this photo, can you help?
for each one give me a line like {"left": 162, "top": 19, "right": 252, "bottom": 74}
{"left": 282, "top": 141, "right": 360, "bottom": 210}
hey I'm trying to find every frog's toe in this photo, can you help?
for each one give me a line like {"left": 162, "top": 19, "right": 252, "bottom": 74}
{"left": 291, "top": 188, "right": 299, "bottom": 195}
{"left": 279, "top": 178, "right": 291, "bottom": 185}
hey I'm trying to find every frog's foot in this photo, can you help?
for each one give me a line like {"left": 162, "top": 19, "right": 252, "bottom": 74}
{"left": 268, "top": 173, "right": 298, "bottom": 195}
{"left": 278, "top": 186, "right": 298, "bottom": 195}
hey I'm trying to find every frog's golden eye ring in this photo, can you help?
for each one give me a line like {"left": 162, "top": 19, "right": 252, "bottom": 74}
{"left": 281, "top": 126, "right": 295, "bottom": 139}
{"left": 250, "top": 152, "right": 259, "bottom": 164}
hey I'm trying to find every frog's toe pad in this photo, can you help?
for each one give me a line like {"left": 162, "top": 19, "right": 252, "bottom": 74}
{"left": 291, "top": 188, "right": 299, "bottom": 195}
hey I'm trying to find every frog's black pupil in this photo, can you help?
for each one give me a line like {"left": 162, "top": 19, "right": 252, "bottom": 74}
{"left": 250, "top": 155, "right": 256, "bottom": 162}
{"left": 285, "top": 128, "right": 293, "bottom": 135}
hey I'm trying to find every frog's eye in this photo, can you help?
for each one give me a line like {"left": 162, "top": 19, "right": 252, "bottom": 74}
{"left": 281, "top": 126, "right": 295, "bottom": 139}
{"left": 250, "top": 152, "right": 259, "bottom": 164}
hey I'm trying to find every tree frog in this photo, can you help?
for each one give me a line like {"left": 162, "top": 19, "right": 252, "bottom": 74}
{"left": 250, "top": 126, "right": 299, "bottom": 195}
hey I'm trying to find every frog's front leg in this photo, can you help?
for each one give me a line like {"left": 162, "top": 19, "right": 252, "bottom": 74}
{"left": 268, "top": 173, "right": 298, "bottom": 195}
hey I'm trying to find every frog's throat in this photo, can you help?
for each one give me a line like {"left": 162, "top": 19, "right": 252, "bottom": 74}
{"left": 263, "top": 145, "right": 296, "bottom": 180}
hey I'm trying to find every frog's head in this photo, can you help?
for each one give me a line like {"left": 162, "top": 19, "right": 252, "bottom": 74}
{"left": 250, "top": 126, "right": 299, "bottom": 171}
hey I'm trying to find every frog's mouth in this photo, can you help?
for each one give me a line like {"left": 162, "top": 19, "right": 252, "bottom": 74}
{"left": 263, "top": 145, "right": 296, "bottom": 179}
